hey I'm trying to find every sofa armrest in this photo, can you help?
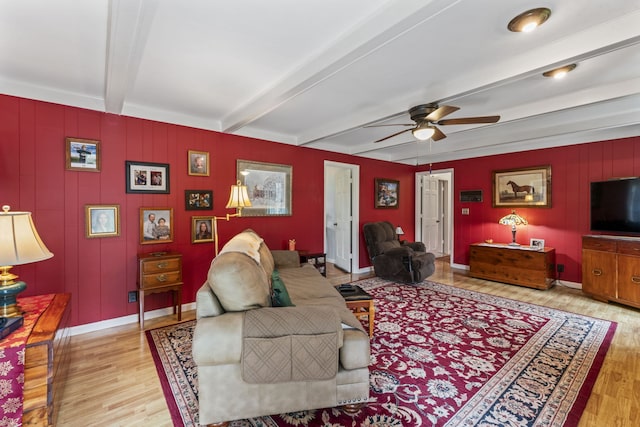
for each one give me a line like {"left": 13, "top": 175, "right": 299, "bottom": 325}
{"left": 271, "top": 250, "right": 300, "bottom": 269}
{"left": 196, "top": 282, "right": 225, "bottom": 319}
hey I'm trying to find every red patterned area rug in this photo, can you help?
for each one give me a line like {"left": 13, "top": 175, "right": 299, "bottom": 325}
{"left": 146, "top": 278, "right": 616, "bottom": 427}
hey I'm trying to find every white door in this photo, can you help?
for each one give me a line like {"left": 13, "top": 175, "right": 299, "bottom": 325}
{"left": 421, "top": 175, "right": 440, "bottom": 253}
{"left": 334, "top": 167, "right": 352, "bottom": 272}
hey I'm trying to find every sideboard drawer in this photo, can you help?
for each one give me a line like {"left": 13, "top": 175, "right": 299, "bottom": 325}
{"left": 141, "top": 257, "right": 181, "bottom": 274}
{"left": 141, "top": 271, "right": 181, "bottom": 288}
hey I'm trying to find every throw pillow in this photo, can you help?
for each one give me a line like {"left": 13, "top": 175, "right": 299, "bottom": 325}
{"left": 271, "top": 270, "right": 294, "bottom": 307}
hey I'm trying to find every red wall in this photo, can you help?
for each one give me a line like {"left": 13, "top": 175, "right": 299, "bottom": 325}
{"left": 0, "top": 95, "right": 416, "bottom": 326}
{"left": 426, "top": 136, "right": 640, "bottom": 283}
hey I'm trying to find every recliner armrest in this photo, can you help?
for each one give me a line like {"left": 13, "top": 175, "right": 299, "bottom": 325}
{"left": 403, "top": 241, "right": 426, "bottom": 252}
{"left": 383, "top": 246, "right": 414, "bottom": 257}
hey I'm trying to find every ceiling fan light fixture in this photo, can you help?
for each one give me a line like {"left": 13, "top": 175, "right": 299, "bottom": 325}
{"left": 542, "top": 64, "right": 577, "bottom": 79}
{"left": 508, "top": 8, "right": 551, "bottom": 32}
{"left": 412, "top": 123, "right": 435, "bottom": 140}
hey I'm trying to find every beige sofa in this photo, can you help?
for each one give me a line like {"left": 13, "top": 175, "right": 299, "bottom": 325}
{"left": 192, "top": 230, "right": 370, "bottom": 426}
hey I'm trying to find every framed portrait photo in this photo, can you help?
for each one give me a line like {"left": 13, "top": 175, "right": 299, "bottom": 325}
{"left": 236, "top": 159, "right": 292, "bottom": 216}
{"left": 375, "top": 178, "right": 399, "bottom": 209}
{"left": 530, "top": 238, "right": 545, "bottom": 250}
{"left": 192, "top": 216, "right": 214, "bottom": 243}
{"left": 66, "top": 137, "right": 100, "bottom": 172}
{"left": 126, "top": 161, "right": 170, "bottom": 194}
{"left": 188, "top": 150, "right": 210, "bottom": 176}
{"left": 139, "top": 207, "right": 174, "bottom": 244}
{"left": 85, "top": 204, "right": 120, "bottom": 238}
{"left": 185, "top": 190, "right": 213, "bottom": 210}
{"left": 493, "top": 166, "right": 551, "bottom": 208}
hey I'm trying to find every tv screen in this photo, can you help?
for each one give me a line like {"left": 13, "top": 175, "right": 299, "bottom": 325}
{"left": 590, "top": 178, "right": 640, "bottom": 233}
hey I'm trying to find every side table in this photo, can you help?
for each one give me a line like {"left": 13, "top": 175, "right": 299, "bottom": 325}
{"left": 298, "top": 250, "right": 327, "bottom": 276}
{"left": 137, "top": 252, "right": 183, "bottom": 329}
{"left": 335, "top": 285, "right": 375, "bottom": 337}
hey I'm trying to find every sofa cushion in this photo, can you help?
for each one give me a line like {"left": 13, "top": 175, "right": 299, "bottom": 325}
{"left": 208, "top": 252, "right": 271, "bottom": 311}
{"left": 271, "top": 270, "right": 294, "bottom": 307}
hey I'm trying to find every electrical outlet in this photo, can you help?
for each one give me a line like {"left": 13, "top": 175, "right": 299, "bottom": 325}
{"left": 557, "top": 264, "right": 565, "bottom": 273}
{"left": 128, "top": 291, "right": 138, "bottom": 303}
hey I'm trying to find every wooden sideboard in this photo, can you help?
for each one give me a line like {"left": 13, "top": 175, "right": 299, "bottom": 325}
{"left": 582, "top": 235, "right": 640, "bottom": 309}
{"left": 469, "top": 243, "right": 556, "bottom": 290}
{"left": 137, "top": 252, "right": 183, "bottom": 329}
{"left": 23, "top": 293, "right": 71, "bottom": 426}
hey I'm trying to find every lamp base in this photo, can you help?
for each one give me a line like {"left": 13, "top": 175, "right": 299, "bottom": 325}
{"left": 508, "top": 242, "right": 521, "bottom": 246}
{"left": 0, "top": 280, "right": 27, "bottom": 317}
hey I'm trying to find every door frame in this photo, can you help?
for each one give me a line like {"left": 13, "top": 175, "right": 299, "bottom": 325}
{"left": 415, "top": 168, "right": 454, "bottom": 263}
{"left": 324, "top": 160, "right": 361, "bottom": 274}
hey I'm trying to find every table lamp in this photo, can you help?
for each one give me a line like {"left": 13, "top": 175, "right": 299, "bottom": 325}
{"left": 213, "top": 181, "right": 252, "bottom": 256}
{"left": 395, "top": 226, "right": 405, "bottom": 241}
{"left": 0, "top": 205, "right": 54, "bottom": 316}
{"left": 499, "top": 210, "right": 528, "bottom": 246}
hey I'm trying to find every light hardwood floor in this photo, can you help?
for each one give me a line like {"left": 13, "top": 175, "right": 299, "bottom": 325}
{"left": 57, "top": 259, "right": 640, "bottom": 426}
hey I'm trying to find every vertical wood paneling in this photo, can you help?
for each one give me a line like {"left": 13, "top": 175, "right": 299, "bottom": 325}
{"left": 3, "top": 93, "right": 638, "bottom": 326}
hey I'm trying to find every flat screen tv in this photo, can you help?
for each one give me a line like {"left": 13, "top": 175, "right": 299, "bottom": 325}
{"left": 590, "top": 177, "right": 640, "bottom": 234}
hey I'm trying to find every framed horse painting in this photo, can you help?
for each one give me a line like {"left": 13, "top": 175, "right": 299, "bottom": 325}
{"left": 492, "top": 165, "right": 551, "bottom": 208}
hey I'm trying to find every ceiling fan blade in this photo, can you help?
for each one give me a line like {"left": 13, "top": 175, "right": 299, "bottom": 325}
{"left": 432, "top": 126, "right": 447, "bottom": 141}
{"left": 364, "top": 123, "right": 414, "bottom": 128}
{"left": 436, "top": 115, "right": 500, "bottom": 125}
{"left": 425, "top": 105, "right": 459, "bottom": 122}
{"left": 374, "top": 128, "right": 412, "bottom": 143}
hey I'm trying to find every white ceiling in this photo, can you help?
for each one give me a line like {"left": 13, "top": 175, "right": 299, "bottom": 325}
{"left": 1, "top": 0, "right": 639, "bottom": 165}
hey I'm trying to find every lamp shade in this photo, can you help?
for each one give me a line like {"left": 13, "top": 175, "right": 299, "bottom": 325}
{"left": 395, "top": 226, "right": 405, "bottom": 236}
{"left": 498, "top": 210, "right": 528, "bottom": 227}
{"left": 0, "top": 206, "right": 53, "bottom": 266}
{"left": 225, "top": 180, "right": 252, "bottom": 209}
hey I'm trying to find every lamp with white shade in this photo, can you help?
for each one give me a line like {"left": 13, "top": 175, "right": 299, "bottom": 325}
{"left": 213, "top": 181, "right": 252, "bottom": 256}
{"left": 395, "top": 226, "right": 405, "bottom": 241}
{"left": 0, "top": 205, "right": 54, "bottom": 316}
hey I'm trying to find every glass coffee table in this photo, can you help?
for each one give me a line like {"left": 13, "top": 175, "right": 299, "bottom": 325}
{"left": 335, "top": 284, "right": 375, "bottom": 337}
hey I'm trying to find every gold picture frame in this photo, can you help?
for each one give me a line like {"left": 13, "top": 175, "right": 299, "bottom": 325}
{"left": 66, "top": 137, "right": 100, "bottom": 172}
{"left": 236, "top": 159, "right": 292, "bottom": 216}
{"left": 140, "top": 207, "right": 174, "bottom": 244}
{"left": 188, "top": 150, "right": 210, "bottom": 176}
{"left": 492, "top": 166, "right": 552, "bottom": 208}
{"left": 85, "top": 204, "right": 120, "bottom": 238}
{"left": 191, "top": 216, "right": 214, "bottom": 243}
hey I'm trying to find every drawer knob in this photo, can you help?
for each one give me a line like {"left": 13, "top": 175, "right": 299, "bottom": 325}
{"left": 157, "top": 262, "right": 169, "bottom": 268}
{"left": 592, "top": 269, "right": 602, "bottom": 276}
{"left": 632, "top": 276, "right": 640, "bottom": 284}
{"left": 157, "top": 274, "right": 167, "bottom": 282}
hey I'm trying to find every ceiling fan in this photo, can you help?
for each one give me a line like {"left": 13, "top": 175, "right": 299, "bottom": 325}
{"left": 368, "top": 104, "right": 500, "bottom": 142}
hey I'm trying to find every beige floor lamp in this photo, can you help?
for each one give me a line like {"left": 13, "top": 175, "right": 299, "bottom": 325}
{"left": 213, "top": 180, "right": 252, "bottom": 256}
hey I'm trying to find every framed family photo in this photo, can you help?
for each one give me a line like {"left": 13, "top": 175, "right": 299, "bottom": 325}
{"left": 185, "top": 190, "right": 213, "bottom": 210}
{"left": 236, "top": 159, "right": 292, "bottom": 216}
{"left": 188, "top": 150, "right": 210, "bottom": 176}
{"left": 375, "top": 178, "right": 399, "bottom": 209}
{"left": 139, "top": 207, "right": 174, "bottom": 244}
{"left": 85, "top": 204, "right": 120, "bottom": 238}
{"left": 66, "top": 137, "right": 100, "bottom": 172}
{"left": 493, "top": 165, "right": 551, "bottom": 208}
{"left": 192, "top": 216, "right": 214, "bottom": 243}
{"left": 530, "top": 238, "right": 545, "bottom": 250}
{"left": 126, "top": 161, "right": 170, "bottom": 194}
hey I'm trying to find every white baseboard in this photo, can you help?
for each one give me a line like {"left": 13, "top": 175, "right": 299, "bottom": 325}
{"left": 68, "top": 302, "right": 196, "bottom": 337}
{"left": 451, "top": 262, "right": 469, "bottom": 271}
{"left": 554, "top": 280, "right": 582, "bottom": 290}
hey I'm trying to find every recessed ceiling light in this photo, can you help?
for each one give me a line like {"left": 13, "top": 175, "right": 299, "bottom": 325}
{"left": 508, "top": 8, "right": 551, "bottom": 33}
{"left": 543, "top": 64, "right": 577, "bottom": 79}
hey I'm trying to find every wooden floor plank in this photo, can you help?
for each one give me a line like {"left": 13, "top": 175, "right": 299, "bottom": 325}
{"left": 57, "top": 259, "right": 640, "bottom": 426}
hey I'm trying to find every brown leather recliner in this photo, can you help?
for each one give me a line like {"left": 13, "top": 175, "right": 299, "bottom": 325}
{"left": 363, "top": 221, "right": 436, "bottom": 283}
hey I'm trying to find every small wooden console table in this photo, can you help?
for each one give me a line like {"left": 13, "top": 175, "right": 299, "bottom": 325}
{"left": 137, "top": 252, "right": 183, "bottom": 329}
{"left": 23, "top": 293, "right": 71, "bottom": 426}
{"left": 469, "top": 243, "right": 556, "bottom": 290}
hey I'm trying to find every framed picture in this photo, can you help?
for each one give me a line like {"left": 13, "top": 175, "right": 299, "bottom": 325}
{"left": 375, "top": 178, "right": 399, "bottom": 209}
{"left": 185, "top": 190, "right": 213, "bottom": 210}
{"left": 139, "top": 207, "right": 174, "bottom": 244}
{"left": 126, "top": 161, "right": 170, "bottom": 194}
{"left": 191, "top": 216, "right": 214, "bottom": 243}
{"left": 492, "top": 165, "right": 551, "bottom": 208}
{"left": 85, "top": 204, "right": 120, "bottom": 238}
{"left": 236, "top": 159, "right": 292, "bottom": 216}
{"left": 530, "top": 238, "right": 545, "bottom": 250}
{"left": 66, "top": 137, "right": 100, "bottom": 172}
{"left": 188, "top": 150, "right": 210, "bottom": 176}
